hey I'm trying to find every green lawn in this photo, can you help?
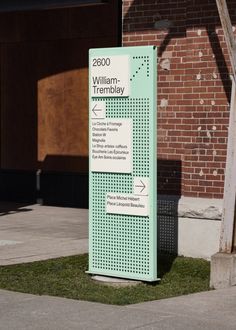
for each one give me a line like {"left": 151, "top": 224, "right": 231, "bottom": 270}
{"left": 0, "top": 254, "right": 210, "bottom": 305}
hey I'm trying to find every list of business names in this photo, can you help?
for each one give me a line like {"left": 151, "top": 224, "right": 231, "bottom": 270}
{"left": 91, "top": 119, "right": 132, "bottom": 173}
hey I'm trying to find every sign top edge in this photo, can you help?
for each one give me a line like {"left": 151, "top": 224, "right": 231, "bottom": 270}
{"left": 89, "top": 45, "right": 157, "bottom": 55}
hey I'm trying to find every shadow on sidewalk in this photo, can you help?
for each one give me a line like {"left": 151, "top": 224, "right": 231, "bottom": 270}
{"left": 0, "top": 202, "right": 33, "bottom": 217}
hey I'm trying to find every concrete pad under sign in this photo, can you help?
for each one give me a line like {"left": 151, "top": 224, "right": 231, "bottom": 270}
{"left": 210, "top": 252, "right": 236, "bottom": 289}
{"left": 91, "top": 275, "right": 141, "bottom": 287}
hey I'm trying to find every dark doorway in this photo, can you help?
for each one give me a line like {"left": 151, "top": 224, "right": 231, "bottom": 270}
{"left": 0, "top": 0, "right": 121, "bottom": 208}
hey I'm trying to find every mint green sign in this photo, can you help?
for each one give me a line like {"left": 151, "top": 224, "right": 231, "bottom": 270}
{"left": 89, "top": 46, "right": 157, "bottom": 281}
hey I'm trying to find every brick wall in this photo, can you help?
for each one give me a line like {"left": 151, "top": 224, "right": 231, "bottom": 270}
{"left": 123, "top": 0, "right": 235, "bottom": 198}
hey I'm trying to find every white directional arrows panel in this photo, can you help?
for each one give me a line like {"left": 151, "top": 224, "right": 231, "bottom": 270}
{"left": 133, "top": 177, "right": 149, "bottom": 196}
{"left": 91, "top": 101, "right": 106, "bottom": 119}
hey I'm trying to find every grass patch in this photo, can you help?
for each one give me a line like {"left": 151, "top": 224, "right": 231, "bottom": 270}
{"left": 0, "top": 254, "right": 210, "bottom": 305}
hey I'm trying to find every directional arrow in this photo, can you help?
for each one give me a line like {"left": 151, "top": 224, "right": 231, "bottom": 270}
{"left": 91, "top": 101, "right": 105, "bottom": 119}
{"left": 92, "top": 104, "right": 103, "bottom": 117}
{"left": 135, "top": 180, "right": 146, "bottom": 193}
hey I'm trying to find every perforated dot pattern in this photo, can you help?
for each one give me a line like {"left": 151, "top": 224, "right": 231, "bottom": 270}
{"left": 157, "top": 198, "right": 178, "bottom": 255}
{"left": 91, "top": 98, "right": 151, "bottom": 275}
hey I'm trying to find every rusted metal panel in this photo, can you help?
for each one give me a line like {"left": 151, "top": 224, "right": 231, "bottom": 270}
{"left": 38, "top": 68, "right": 89, "bottom": 170}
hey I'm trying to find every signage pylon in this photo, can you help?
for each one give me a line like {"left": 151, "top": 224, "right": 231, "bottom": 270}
{"left": 89, "top": 46, "right": 157, "bottom": 281}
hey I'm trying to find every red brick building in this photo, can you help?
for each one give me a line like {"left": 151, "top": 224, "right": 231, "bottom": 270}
{"left": 123, "top": 0, "right": 233, "bottom": 199}
{"left": 123, "top": 0, "right": 236, "bottom": 258}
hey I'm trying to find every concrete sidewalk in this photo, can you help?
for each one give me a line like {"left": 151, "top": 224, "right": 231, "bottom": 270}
{"left": 0, "top": 203, "right": 88, "bottom": 265}
{"left": 1, "top": 202, "right": 236, "bottom": 329}
{"left": 0, "top": 287, "right": 236, "bottom": 330}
